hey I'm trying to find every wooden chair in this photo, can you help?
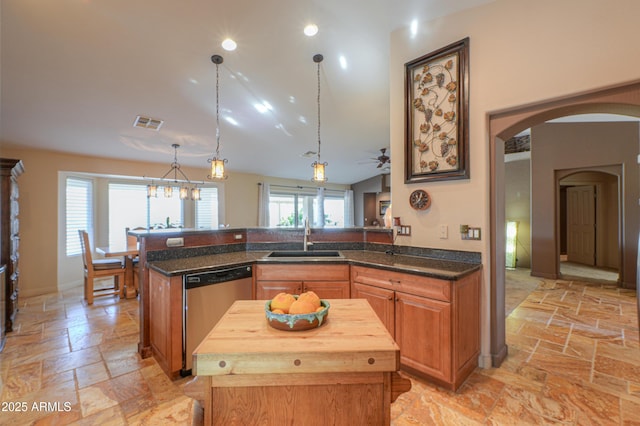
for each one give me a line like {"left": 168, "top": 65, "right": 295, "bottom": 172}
{"left": 78, "top": 230, "right": 125, "bottom": 304}
{"left": 126, "top": 227, "right": 146, "bottom": 296}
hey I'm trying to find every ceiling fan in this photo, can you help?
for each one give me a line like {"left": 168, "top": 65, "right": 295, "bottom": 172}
{"left": 359, "top": 148, "right": 391, "bottom": 169}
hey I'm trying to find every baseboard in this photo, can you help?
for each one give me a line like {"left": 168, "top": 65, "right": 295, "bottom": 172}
{"left": 477, "top": 353, "right": 493, "bottom": 369}
{"left": 491, "top": 345, "right": 509, "bottom": 367}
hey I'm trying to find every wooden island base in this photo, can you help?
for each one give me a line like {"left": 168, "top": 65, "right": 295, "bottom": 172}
{"left": 201, "top": 371, "right": 409, "bottom": 425}
{"left": 191, "top": 299, "right": 411, "bottom": 425}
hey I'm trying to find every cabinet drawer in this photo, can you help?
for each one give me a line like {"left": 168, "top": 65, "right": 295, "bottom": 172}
{"left": 256, "top": 264, "right": 349, "bottom": 281}
{"left": 351, "top": 265, "right": 450, "bottom": 302}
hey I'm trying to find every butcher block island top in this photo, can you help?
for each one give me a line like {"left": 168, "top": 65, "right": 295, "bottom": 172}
{"left": 192, "top": 299, "right": 411, "bottom": 425}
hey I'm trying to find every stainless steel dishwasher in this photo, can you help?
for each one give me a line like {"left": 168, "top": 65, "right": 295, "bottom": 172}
{"left": 182, "top": 265, "right": 253, "bottom": 376}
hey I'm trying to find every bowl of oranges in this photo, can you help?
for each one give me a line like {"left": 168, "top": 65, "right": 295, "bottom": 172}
{"left": 265, "top": 291, "right": 330, "bottom": 331}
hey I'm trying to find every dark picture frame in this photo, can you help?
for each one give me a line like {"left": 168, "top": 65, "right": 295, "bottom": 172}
{"left": 405, "top": 37, "right": 469, "bottom": 183}
{"left": 379, "top": 200, "right": 391, "bottom": 216}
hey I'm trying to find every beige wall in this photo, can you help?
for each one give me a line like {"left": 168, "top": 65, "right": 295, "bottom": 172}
{"left": 0, "top": 145, "right": 348, "bottom": 296}
{"left": 390, "top": 0, "right": 640, "bottom": 366}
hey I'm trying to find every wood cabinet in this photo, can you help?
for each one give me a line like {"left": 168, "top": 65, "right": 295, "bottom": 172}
{"left": 352, "top": 281, "right": 395, "bottom": 337}
{"left": 149, "top": 268, "right": 183, "bottom": 377}
{"left": 1, "top": 159, "right": 24, "bottom": 335}
{"left": 255, "top": 264, "right": 350, "bottom": 300}
{"left": 351, "top": 265, "right": 480, "bottom": 391}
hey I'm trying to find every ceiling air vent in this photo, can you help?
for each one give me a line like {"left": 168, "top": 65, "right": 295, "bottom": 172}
{"left": 133, "top": 115, "right": 164, "bottom": 131}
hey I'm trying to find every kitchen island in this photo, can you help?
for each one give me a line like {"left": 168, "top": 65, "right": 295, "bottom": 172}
{"left": 192, "top": 299, "right": 411, "bottom": 425}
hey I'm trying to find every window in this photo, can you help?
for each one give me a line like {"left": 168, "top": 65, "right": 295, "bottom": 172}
{"left": 323, "top": 196, "right": 345, "bottom": 227}
{"left": 108, "top": 183, "right": 148, "bottom": 247}
{"left": 268, "top": 187, "right": 345, "bottom": 228}
{"left": 66, "top": 177, "right": 93, "bottom": 256}
{"left": 196, "top": 187, "right": 219, "bottom": 229}
{"left": 149, "top": 194, "right": 183, "bottom": 229}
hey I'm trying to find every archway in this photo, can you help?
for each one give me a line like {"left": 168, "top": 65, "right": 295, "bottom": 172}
{"left": 488, "top": 80, "right": 640, "bottom": 367}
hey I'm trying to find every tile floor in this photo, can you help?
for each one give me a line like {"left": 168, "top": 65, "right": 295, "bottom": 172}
{"left": 0, "top": 271, "right": 638, "bottom": 425}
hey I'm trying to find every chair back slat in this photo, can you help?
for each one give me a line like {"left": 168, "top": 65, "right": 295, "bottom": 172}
{"left": 78, "top": 230, "right": 93, "bottom": 271}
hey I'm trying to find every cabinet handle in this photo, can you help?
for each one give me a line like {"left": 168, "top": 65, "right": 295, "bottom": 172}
{"left": 389, "top": 279, "right": 401, "bottom": 284}
{"left": 387, "top": 296, "right": 393, "bottom": 301}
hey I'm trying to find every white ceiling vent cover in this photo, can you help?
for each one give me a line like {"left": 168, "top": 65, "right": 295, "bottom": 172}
{"left": 133, "top": 115, "right": 164, "bottom": 131}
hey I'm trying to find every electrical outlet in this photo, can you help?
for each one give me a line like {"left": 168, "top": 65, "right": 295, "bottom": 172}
{"left": 439, "top": 224, "right": 448, "bottom": 239}
{"left": 166, "top": 237, "right": 184, "bottom": 247}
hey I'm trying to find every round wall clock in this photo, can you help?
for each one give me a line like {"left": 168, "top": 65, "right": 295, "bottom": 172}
{"left": 409, "top": 189, "right": 431, "bottom": 211}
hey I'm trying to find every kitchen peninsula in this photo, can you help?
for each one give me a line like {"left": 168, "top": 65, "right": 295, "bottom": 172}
{"left": 132, "top": 227, "right": 482, "bottom": 391}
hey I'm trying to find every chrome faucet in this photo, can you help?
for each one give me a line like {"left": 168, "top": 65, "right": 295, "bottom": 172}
{"left": 303, "top": 218, "right": 311, "bottom": 251}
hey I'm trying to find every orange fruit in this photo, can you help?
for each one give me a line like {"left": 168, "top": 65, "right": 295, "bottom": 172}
{"left": 271, "top": 309, "right": 285, "bottom": 314}
{"left": 288, "top": 299, "right": 317, "bottom": 314}
{"left": 270, "top": 293, "right": 296, "bottom": 313}
{"left": 315, "top": 306, "right": 324, "bottom": 312}
{"left": 297, "top": 291, "right": 321, "bottom": 308}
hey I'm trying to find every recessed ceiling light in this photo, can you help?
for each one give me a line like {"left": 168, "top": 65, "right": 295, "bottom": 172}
{"left": 221, "top": 38, "right": 237, "bottom": 51}
{"left": 339, "top": 55, "right": 348, "bottom": 70}
{"left": 304, "top": 24, "right": 318, "bottom": 37}
{"left": 410, "top": 19, "right": 418, "bottom": 38}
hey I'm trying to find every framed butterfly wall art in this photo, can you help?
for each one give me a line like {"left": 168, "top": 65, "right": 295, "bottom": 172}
{"left": 405, "top": 37, "right": 469, "bottom": 183}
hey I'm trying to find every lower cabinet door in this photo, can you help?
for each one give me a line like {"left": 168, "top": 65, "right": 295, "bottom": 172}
{"left": 395, "top": 291, "right": 451, "bottom": 383}
{"left": 256, "top": 281, "right": 301, "bottom": 300}
{"left": 352, "top": 282, "right": 395, "bottom": 337}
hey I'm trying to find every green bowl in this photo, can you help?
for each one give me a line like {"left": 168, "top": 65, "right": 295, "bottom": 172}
{"left": 265, "top": 298, "right": 330, "bottom": 331}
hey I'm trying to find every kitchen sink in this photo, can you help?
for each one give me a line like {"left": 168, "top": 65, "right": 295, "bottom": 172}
{"left": 264, "top": 250, "right": 344, "bottom": 259}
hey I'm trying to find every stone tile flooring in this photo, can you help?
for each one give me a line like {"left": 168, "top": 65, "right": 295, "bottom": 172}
{"left": 0, "top": 274, "right": 638, "bottom": 425}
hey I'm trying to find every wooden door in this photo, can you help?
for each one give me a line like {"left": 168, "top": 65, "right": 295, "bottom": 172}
{"left": 567, "top": 185, "right": 595, "bottom": 266}
{"left": 352, "top": 282, "right": 395, "bottom": 337}
{"left": 395, "top": 291, "right": 451, "bottom": 383}
{"left": 363, "top": 193, "right": 377, "bottom": 226}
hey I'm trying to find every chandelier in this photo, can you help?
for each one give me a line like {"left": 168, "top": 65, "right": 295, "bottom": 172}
{"left": 208, "top": 54, "right": 228, "bottom": 180}
{"left": 311, "top": 54, "right": 327, "bottom": 183}
{"left": 146, "top": 143, "right": 203, "bottom": 200}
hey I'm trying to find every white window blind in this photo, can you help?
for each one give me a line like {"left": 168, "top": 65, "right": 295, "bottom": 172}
{"left": 66, "top": 177, "right": 93, "bottom": 256}
{"left": 196, "top": 187, "right": 219, "bottom": 229}
{"left": 108, "top": 183, "right": 148, "bottom": 246}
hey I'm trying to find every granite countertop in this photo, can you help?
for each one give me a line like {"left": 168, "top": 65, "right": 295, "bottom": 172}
{"left": 148, "top": 249, "right": 480, "bottom": 280}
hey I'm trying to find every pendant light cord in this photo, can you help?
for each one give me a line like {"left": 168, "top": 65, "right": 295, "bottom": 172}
{"left": 316, "top": 59, "right": 321, "bottom": 162}
{"left": 215, "top": 61, "right": 221, "bottom": 158}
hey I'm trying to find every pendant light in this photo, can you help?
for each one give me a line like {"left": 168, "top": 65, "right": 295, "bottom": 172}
{"left": 311, "top": 54, "right": 328, "bottom": 183}
{"left": 145, "top": 143, "right": 202, "bottom": 200}
{"left": 208, "top": 54, "right": 228, "bottom": 180}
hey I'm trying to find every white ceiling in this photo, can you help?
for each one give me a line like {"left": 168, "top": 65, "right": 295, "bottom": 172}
{"left": 1, "top": 0, "right": 493, "bottom": 184}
